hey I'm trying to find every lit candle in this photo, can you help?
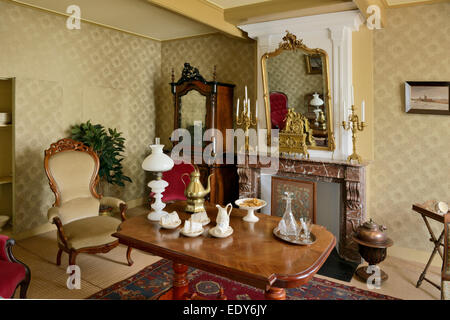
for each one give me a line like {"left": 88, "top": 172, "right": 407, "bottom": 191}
{"left": 361, "top": 100, "right": 365, "bottom": 122}
{"left": 236, "top": 98, "right": 240, "bottom": 118}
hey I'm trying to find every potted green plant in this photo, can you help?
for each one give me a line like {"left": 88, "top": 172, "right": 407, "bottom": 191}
{"left": 71, "top": 121, "right": 132, "bottom": 214}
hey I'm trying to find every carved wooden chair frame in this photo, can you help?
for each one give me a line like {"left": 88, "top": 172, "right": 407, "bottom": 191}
{"left": 2, "top": 237, "right": 31, "bottom": 298}
{"left": 44, "top": 138, "right": 133, "bottom": 266}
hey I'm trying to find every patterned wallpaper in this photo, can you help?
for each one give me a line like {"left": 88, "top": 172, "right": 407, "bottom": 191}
{"left": 370, "top": 2, "right": 450, "bottom": 251}
{"left": 158, "top": 33, "right": 256, "bottom": 148}
{"left": 0, "top": 1, "right": 160, "bottom": 233}
{"left": 267, "top": 51, "right": 324, "bottom": 115}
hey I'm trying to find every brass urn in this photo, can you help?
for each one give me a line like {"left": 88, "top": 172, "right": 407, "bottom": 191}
{"left": 352, "top": 219, "right": 393, "bottom": 283}
{"left": 182, "top": 166, "right": 213, "bottom": 213}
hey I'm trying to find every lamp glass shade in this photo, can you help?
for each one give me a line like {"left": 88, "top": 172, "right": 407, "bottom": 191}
{"left": 142, "top": 144, "right": 174, "bottom": 172}
{"left": 310, "top": 93, "right": 324, "bottom": 107}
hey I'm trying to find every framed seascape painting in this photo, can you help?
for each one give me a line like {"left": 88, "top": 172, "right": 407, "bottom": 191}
{"left": 271, "top": 176, "right": 316, "bottom": 223}
{"left": 405, "top": 81, "right": 450, "bottom": 115}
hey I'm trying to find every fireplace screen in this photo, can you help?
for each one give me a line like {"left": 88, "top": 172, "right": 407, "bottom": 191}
{"left": 270, "top": 176, "right": 317, "bottom": 223}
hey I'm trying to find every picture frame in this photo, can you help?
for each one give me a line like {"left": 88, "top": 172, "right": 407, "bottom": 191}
{"left": 405, "top": 81, "right": 450, "bottom": 115}
{"left": 270, "top": 176, "right": 316, "bottom": 223}
{"left": 305, "top": 54, "right": 322, "bottom": 75}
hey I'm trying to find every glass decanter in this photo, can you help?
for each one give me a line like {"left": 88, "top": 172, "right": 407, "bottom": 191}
{"left": 277, "top": 192, "right": 300, "bottom": 237}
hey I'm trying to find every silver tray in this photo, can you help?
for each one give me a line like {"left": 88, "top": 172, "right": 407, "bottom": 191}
{"left": 273, "top": 227, "right": 316, "bottom": 245}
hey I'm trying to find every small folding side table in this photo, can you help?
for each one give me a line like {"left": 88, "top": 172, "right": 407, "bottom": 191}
{"left": 412, "top": 201, "right": 448, "bottom": 290}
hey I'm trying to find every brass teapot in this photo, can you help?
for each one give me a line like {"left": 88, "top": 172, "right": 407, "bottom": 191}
{"left": 182, "top": 166, "right": 213, "bottom": 213}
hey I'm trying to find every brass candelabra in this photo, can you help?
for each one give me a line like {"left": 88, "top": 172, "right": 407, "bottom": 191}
{"left": 342, "top": 104, "right": 366, "bottom": 164}
{"left": 236, "top": 97, "right": 257, "bottom": 152}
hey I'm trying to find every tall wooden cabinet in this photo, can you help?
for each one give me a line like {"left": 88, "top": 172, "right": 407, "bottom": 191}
{"left": 170, "top": 63, "right": 239, "bottom": 206}
{"left": 0, "top": 78, "right": 14, "bottom": 233}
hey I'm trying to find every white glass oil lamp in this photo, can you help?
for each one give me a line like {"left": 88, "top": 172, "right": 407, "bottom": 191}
{"left": 142, "top": 138, "right": 174, "bottom": 221}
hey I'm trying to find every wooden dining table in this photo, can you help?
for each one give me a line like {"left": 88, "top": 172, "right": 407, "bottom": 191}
{"left": 113, "top": 201, "right": 336, "bottom": 300}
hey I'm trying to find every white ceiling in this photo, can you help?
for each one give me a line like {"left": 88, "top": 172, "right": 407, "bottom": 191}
{"left": 13, "top": 0, "right": 217, "bottom": 41}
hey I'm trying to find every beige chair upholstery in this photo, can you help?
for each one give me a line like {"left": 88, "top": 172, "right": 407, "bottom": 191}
{"left": 44, "top": 138, "right": 133, "bottom": 267}
{"left": 443, "top": 213, "right": 450, "bottom": 300}
{"left": 444, "top": 280, "right": 450, "bottom": 300}
{"left": 57, "top": 216, "right": 121, "bottom": 250}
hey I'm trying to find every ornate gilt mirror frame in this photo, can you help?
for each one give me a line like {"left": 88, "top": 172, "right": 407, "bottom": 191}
{"left": 261, "top": 31, "right": 335, "bottom": 153}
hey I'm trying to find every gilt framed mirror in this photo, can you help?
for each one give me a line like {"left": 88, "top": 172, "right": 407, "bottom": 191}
{"left": 261, "top": 31, "right": 335, "bottom": 153}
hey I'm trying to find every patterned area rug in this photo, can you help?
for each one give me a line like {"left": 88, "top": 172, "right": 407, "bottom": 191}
{"left": 88, "top": 259, "right": 398, "bottom": 300}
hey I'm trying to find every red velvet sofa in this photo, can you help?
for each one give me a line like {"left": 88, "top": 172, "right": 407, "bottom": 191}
{"left": 0, "top": 235, "right": 31, "bottom": 298}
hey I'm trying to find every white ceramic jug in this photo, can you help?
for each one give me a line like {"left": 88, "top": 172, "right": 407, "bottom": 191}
{"left": 216, "top": 203, "right": 232, "bottom": 233}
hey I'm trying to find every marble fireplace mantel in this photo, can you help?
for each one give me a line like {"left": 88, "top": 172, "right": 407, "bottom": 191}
{"left": 237, "top": 155, "right": 368, "bottom": 262}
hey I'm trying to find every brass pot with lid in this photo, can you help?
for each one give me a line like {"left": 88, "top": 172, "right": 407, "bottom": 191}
{"left": 352, "top": 219, "right": 394, "bottom": 283}
{"left": 352, "top": 219, "right": 393, "bottom": 248}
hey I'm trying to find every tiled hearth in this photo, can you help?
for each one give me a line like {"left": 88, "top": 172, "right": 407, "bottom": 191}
{"left": 237, "top": 155, "right": 367, "bottom": 263}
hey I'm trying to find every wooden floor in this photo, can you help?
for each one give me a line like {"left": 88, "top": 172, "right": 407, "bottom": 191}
{"left": 9, "top": 206, "right": 442, "bottom": 300}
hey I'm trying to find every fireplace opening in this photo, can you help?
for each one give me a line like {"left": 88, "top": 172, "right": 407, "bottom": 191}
{"left": 260, "top": 174, "right": 341, "bottom": 251}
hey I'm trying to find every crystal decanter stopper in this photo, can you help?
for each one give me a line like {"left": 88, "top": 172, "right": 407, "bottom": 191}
{"left": 277, "top": 192, "right": 300, "bottom": 237}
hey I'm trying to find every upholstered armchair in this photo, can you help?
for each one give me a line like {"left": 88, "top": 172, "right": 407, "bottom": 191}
{"left": 0, "top": 235, "right": 31, "bottom": 298}
{"left": 442, "top": 213, "right": 450, "bottom": 300}
{"left": 44, "top": 138, "right": 133, "bottom": 267}
{"left": 269, "top": 91, "right": 288, "bottom": 130}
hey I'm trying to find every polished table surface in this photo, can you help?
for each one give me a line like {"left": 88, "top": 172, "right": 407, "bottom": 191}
{"left": 113, "top": 201, "right": 336, "bottom": 290}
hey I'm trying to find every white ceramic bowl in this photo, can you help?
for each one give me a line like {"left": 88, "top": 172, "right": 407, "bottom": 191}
{"left": 0, "top": 215, "right": 10, "bottom": 231}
